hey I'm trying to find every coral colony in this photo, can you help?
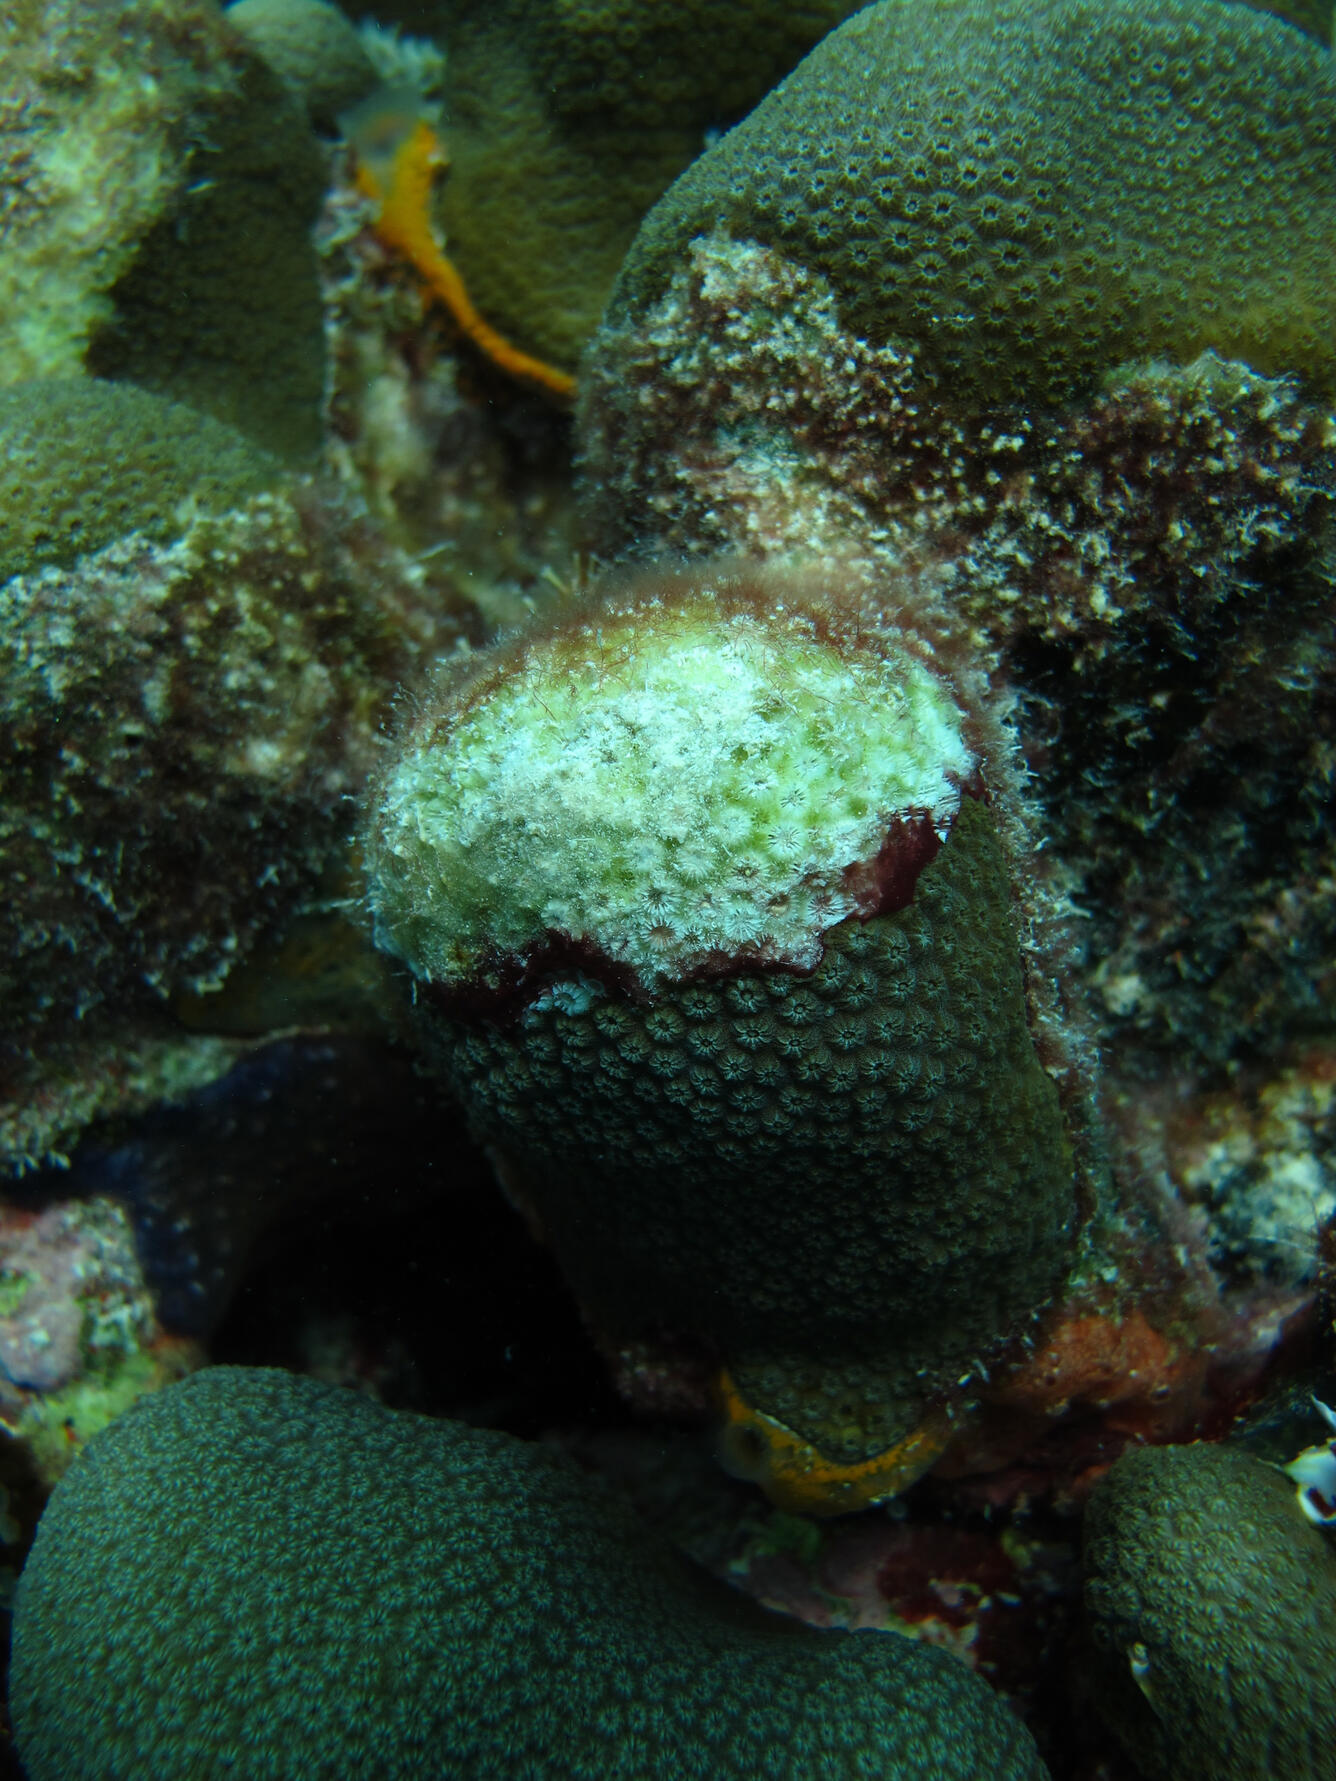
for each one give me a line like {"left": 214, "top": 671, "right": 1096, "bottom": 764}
{"left": 367, "top": 564, "right": 1080, "bottom": 1512}
{"left": 11, "top": 1368, "right": 1046, "bottom": 1779}
{"left": 2, "top": 1, "right": 1336, "bottom": 1779}
{"left": 1084, "top": 1439, "right": 1336, "bottom": 1779}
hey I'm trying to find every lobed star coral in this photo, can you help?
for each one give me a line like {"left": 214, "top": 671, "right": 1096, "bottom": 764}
{"left": 4, "top": 0, "right": 1336, "bottom": 1770}
{"left": 610, "top": 0, "right": 1336, "bottom": 409}
{"left": 1083, "top": 1440, "right": 1336, "bottom": 1781}
{"left": 10, "top": 1365, "right": 1050, "bottom": 1780}
{"left": 0, "top": 388, "right": 467, "bottom": 1173}
{"left": 368, "top": 562, "right": 1083, "bottom": 1510}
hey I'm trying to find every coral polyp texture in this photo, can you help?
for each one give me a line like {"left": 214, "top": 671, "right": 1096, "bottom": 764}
{"left": 0, "top": 0, "right": 239, "bottom": 384}
{"left": 368, "top": 566, "right": 1079, "bottom": 1510}
{"left": 581, "top": 249, "right": 1336, "bottom": 1079}
{"left": 10, "top": 1365, "right": 1049, "bottom": 1781}
{"left": 0, "top": 380, "right": 466, "bottom": 1172}
{"left": 610, "top": 0, "right": 1336, "bottom": 409}
{"left": 2, "top": 0, "right": 330, "bottom": 459}
{"left": 1083, "top": 1440, "right": 1336, "bottom": 1781}
{"left": 0, "top": 377, "right": 278, "bottom": 581}
{"left": 372, "top": 572, "right": 974, "bottom": 987}
{"left": 403, "top": 0, "right": 867, "bottom": 375}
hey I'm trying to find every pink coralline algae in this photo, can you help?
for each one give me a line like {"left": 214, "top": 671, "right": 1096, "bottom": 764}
{"left": 0, "top": 1194, "right": 199, "bottom": 1488}
{"left": 0, "top": 1200, "right": 149, "bottom": 1395}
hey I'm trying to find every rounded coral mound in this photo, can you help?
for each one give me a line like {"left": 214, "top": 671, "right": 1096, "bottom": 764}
{"left": 611, "top": 0, "right": 1336, "bottom": 406}
{"left": 0, "top": 389, "right": 462, "bottom": 1172}
{"left": 10, "top": 1365, "right": 1050, "bottom": 1779}
{"left": 368, "top": 564, "right": 1078, "bottom": 1507}
{"left": 0, "top": 378, "right": 278, "bottom": 582}
{"left": 1083, "top": 1440, "right": 1336, "bottom": 1781}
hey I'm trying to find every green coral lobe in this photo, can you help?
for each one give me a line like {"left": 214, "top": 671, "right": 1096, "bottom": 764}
{"left": 368, "top": 576, "right": 1077, "bottom": 1477}
{"left": 614, "top": 0, "right": 1336, "bottom": 406}
{"left": 0, "top": 379, "right": 278, "bottom": 584}
{"left": 11, "top": 1366, "right": 1048, "bottom": 1779}
{"left": 1084, "top": 1441, "right": 1336, "bottom": 1781}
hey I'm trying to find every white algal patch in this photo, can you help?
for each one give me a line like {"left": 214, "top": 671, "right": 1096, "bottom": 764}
{"left": 371, "top": 598, "right": 974, "bottom": 989}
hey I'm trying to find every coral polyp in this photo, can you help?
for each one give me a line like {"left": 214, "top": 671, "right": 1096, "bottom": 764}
{"left": 371, "top": 565, "right": 976, "bottom": 990}
{"left": 368, "top": 563, "right": 1081, "bottom": 1508}
{"left": 10, "top": 1366, "right": 1049, "bottom": 1780}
